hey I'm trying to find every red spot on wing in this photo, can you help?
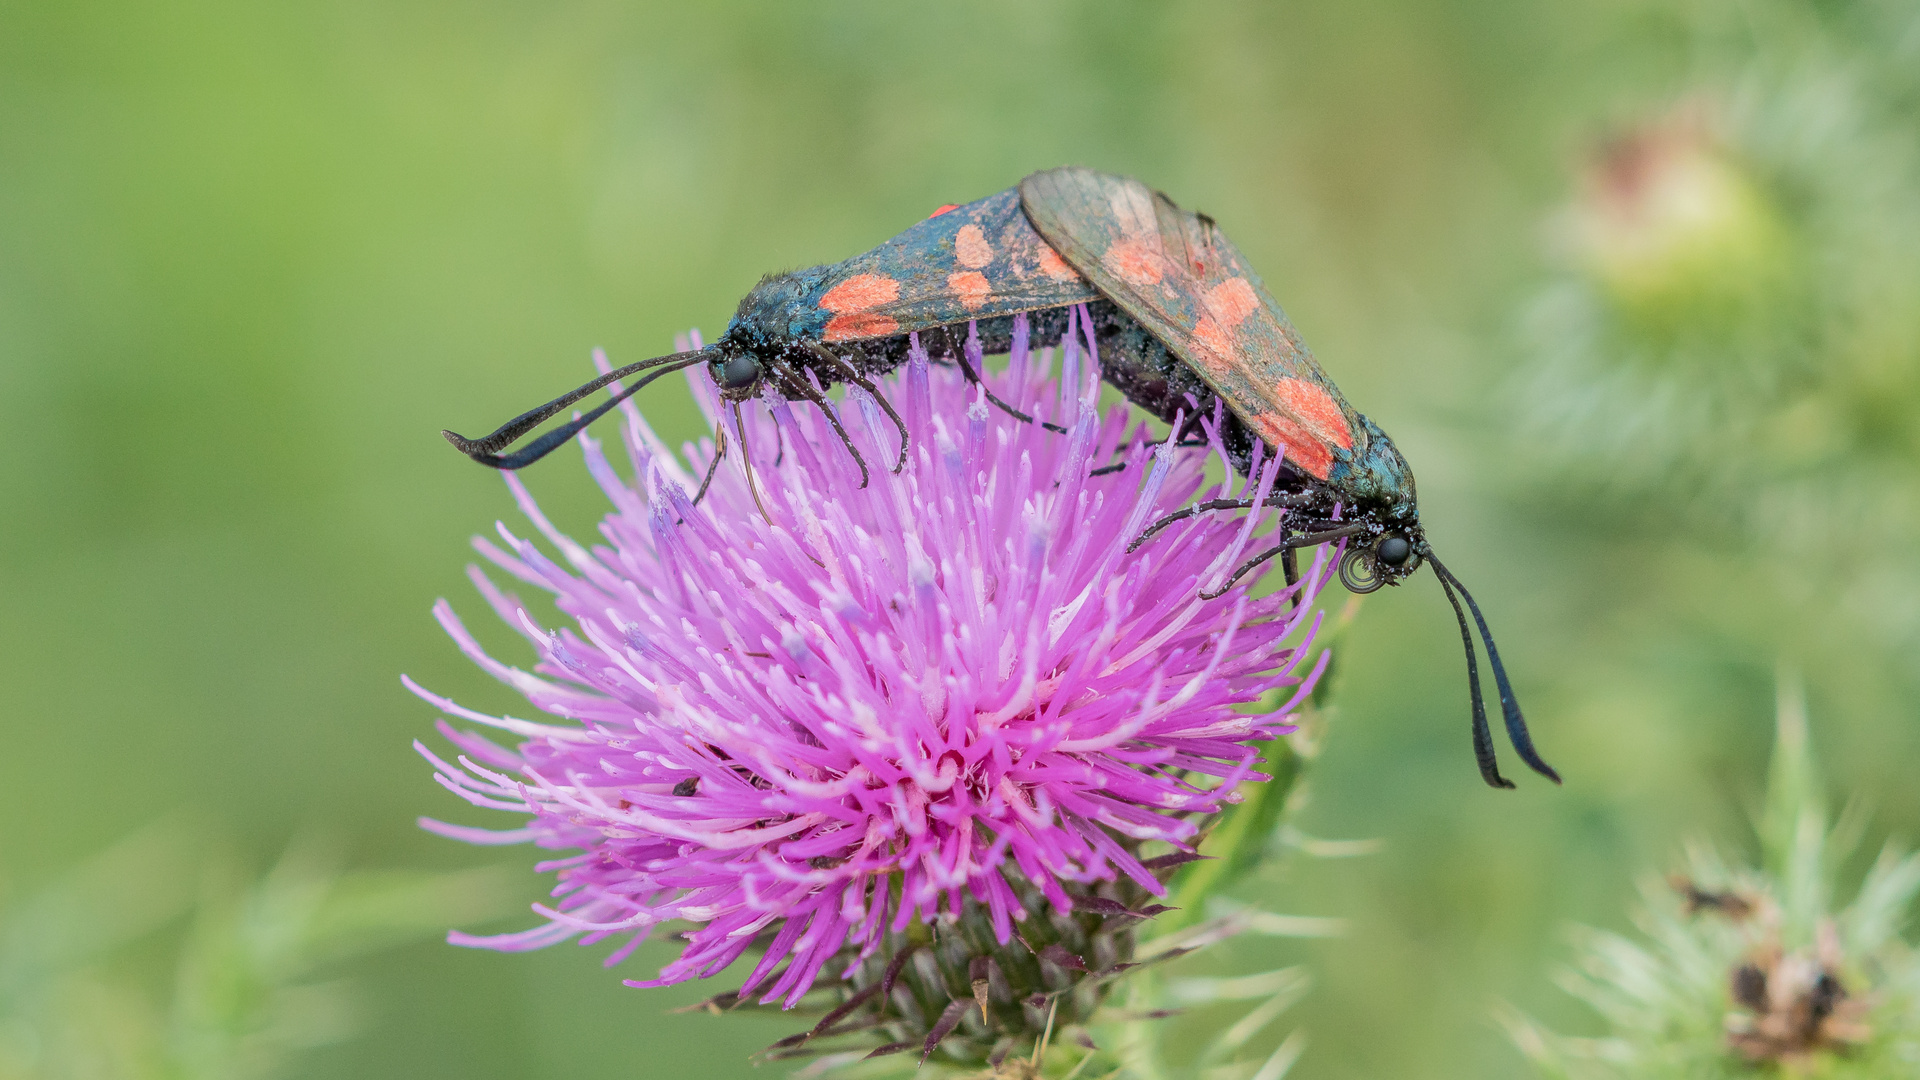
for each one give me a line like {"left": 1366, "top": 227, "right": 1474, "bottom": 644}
{"left": 1101, "top": 237, "right": 1164, "bottom": 287}
{"left": 946, "top": 270, "right": 992, "bottom": 311}
{"left": 819, "top": 273, "right": 901, "bottom": 315}
{"left": 928, "top": 204, "right": 961, "bottom": 218}
{"left": 1275, "top": 378, "right": 1353, "bottom": 449}
{"left": 1248, "top": 413, "right": 1335, "bottom": 479}
{"left": 1204, "top": 277, "right": 1260, "bottom": 329}
{"left": 954, "top": 224, "right": 993, "bottom": 269}
{"left": 1036, "top": 244, "right": 1078, "bottom": 282}
{"left": 1190, "top": 317, "right": 1237, "bottom": 373}
{"left": 824, "top": 312, "right": 901, "bottom": 342}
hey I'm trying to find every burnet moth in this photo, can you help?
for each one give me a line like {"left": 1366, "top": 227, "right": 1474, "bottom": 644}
{"left": 442, "top": 167, "right": 1557, "bottom": 789}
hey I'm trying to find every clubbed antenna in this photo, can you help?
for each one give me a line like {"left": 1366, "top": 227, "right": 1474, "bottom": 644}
{"left": 1429, "top": 555, "right": 1560, "bottom": 786}
{"left": 1432, "top": 562, "right": 1510, "bottom": 789}
{"left": 443, "top": 348, "right": 708, "bottom": 470}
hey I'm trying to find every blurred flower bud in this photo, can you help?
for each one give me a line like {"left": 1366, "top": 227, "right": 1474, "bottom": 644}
{"left": 1568, "top": 111, "right": 1794, "bottom": 341}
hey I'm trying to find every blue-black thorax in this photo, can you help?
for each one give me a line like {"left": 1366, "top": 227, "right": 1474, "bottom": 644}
{"left": 724, "top": 269, "right": 836, "bottom": 352}
{"left": 1326, "top": 414, "right": 1420, "bottom": 527}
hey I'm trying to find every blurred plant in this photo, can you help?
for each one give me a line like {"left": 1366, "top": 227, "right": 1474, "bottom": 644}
{"left": 0, "top": 824, "right": 513, "bottom": 1080}
{"left": 1500, "top": 675, "right": 1920, "bottom": 1078}
{"left": 415, "top": 321, "right": 1356, "bottom": 1076}
{"left": 1517, "top": 0, "right": 1920, "bottom": 657}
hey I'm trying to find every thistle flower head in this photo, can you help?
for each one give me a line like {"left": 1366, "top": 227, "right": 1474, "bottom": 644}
{"left": 412, "top": 311, "right": 1330, "bottom": 1007}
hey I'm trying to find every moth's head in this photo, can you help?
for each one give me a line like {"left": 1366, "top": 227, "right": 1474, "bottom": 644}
{"left": 708, "top": 345, "right": 766, "bottom": 402}
{"left": 1338, "top": 521, "right": 1427, "bottom": 593}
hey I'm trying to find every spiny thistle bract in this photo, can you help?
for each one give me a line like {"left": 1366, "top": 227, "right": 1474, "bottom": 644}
{"left": 1501, "top": 679, "right": 1920, "bottom": 1079}
{"left": 410, "top": 314, "right": 1337, "bottom": 1069}
{"left": 735, "top": 711, "right": 1354, "bottom": 1078}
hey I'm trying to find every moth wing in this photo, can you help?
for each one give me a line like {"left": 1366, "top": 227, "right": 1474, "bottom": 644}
{"left": 1019, "top": 167, "right": 1362, "bottom": 478}
{"left": 809, "top": 188, "right": 1098, "bottom": 344}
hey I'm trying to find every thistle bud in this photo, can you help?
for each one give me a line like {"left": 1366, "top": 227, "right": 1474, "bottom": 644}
{"left": 1568, "top": 111, "right": 1794, "bottom": 342}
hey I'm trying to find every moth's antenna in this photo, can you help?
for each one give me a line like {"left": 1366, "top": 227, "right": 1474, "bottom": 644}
{"left": 444, "top": 349, "right": 709, "bottom": 469}
{"left": 1433, "top": 559, "right": 1561, "bottom": 784}
{"left": 1431, "top": 560, "right": 1512, "bottom": 790}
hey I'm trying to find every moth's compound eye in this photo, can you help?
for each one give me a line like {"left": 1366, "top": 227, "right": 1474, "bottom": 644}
{"left": 715, "top": 353, "right": 761, "bottom": 392}
{"left": 1376, "top": 535, "right": 1412, "bottom": 567}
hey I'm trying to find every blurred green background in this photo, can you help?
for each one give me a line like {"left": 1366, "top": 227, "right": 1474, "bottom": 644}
{"left": 4, "top": 0, "right": 1917, "bottom": 1076}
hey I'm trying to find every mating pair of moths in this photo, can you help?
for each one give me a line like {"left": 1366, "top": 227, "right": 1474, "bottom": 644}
{"left": 445, "top": 167, "right": 1558, "bottom": 789}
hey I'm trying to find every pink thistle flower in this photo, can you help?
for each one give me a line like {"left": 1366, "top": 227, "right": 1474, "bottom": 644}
{"left": 412, "top": 310, "right": 1332, "bottom": 1007}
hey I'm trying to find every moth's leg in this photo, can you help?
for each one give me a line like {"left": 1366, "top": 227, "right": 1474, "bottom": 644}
{"left": 1198, "top": 523, "right": 1365, "bottom": 601}
{"left": 775, "top": 363, "right": 871, "bottom": 490}
{"left": 806, "top": 343, "right": 910, "bottom": 473}
{"left": 1127, "top": 490, "right": 1315, "bottom": 552}
{"left": 1128, "top": 498, "right": 1256, "bottom": 552}
{"left": 1089, "top": 405, "right": 1220, "bottom": 477}
{"left": 1282, "top": 544, "right": 1301, "bottom": 612}
{"left": 687, "top": 422, "right": 727, "bottom": 510}
{"left": 860, "top": 378, "right": 911, "bottom": 473}
{"left": 1200, "top": 542, "right": 1287, "bottom": 600}
{"left": 728, "top": 403, "right": 775, "bottom": 526}
{"left": 938, "top": 325, "right": 1070, "bottom": 435}
{"left": 1089, "top": 438, "right": 1208, "bottom": 477}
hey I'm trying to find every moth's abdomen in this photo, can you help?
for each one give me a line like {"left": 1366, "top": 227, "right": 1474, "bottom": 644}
{"left": 827, "top": 301, "right": 1262, "bottom": 476}
{"left": 1083, "top": 302, "right": 1259, "bottom": 473}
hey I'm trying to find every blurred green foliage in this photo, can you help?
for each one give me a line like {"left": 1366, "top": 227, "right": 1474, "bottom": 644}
{"left": 1517, "top": 0, "right": 1920, "bottom": 675}
{"left": 0, "top": 825, "right": 515, "bottom": 1080}
{"left": 1502, "top": 679, "right": 1920, "bottom": 1077}
{"left": 2, "top": 0, "right": 1916, "bottom": 1077}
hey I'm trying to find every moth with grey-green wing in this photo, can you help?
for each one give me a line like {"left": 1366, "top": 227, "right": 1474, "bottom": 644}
{"left": 439, "top": 165, "right": 1557, "bottom": 789}
{"left": 1021, "top": 167, "right": 1556, "bottom": 789}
